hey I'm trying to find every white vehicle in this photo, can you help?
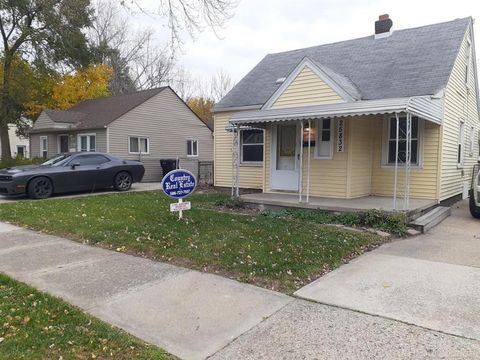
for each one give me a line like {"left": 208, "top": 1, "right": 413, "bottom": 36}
{"left": 471, "top": 164, "right": 480, "bottom": 219}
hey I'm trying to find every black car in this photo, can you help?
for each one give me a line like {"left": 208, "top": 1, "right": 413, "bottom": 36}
{"left": 0, "top": 152, "right": 145, "bottom": 199}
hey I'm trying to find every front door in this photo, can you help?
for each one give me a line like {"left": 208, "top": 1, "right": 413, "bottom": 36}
{"left": 58, "top": 135, "right": 69, "bottom": 153}
{"left": 271, "top": 123, "right": 300, "bottom": 191}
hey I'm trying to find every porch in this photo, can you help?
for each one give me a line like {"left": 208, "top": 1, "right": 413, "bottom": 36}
{"left": 241, "top": 192, "right": 436, "bottom": 217}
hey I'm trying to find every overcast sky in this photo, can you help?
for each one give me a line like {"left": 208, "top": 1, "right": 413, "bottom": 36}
{"left": 136, "top": 0, "right": 480, "bottom": 83}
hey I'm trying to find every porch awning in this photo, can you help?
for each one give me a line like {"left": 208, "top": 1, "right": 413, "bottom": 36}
{"left": 229, "top": 96, "right": 443, "bottom": 126}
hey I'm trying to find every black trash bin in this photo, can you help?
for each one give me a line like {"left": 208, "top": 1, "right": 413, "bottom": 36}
{"left": 160, "top": 159, "right": 178, "bottom": 177}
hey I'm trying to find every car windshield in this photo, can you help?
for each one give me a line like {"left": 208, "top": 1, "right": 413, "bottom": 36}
{"left": 41, "top": 154, "right": 72, "bottom": 166}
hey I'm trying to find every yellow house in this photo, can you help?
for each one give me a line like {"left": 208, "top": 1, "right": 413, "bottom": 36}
{"left": 213, "top": 16, "right": 480, "bottom": 213}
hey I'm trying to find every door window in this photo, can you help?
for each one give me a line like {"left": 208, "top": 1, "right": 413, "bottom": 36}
{"left": 276, "top": 124, "right": 296, "bottom": 171}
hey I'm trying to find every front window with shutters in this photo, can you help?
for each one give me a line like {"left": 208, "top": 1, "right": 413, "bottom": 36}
{"left": 129, "top": 136, "right": 149, "bottom": 154}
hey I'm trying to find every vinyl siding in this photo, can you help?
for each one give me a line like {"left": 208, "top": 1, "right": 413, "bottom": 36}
{"left": 213, "top": 111, "right": 263, "bottom": 189}
{"left": 271, "top": 67, "right": 343, "bottom": 109}
{"left": 107, "top": 87, "right": 213, "bottom": 182}
{"left": 30, "top": 130, "right": 107, "bottom": 158}
{"left": 371, "top": 117, "right": 440, "bottom": 200}
{"left": 348, "top": 117, "right": 373, "bottom": 197}
{"left": 440, "top": 25, "right": 480, "bottom": 200}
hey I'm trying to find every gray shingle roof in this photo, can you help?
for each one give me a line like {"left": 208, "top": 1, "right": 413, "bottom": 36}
{"left": 215, "top": 17, "right": 471, "bottom": 110}
{"left": 42, "top": 87, "right": 166, "bottom": 129}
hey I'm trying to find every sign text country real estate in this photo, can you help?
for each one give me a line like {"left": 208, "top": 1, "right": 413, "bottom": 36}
{"left": 161, "top": 170, "right": 197, "bottom": 199}
{"left": 161, "top": 169, "right": 197, "bottom": 219}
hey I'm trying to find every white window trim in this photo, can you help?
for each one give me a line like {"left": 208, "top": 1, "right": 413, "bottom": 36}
{"left": 128, "top": 136, "right": 150, "bottom": 155}
{"left": 381, "top": 115, "right": 424, "bottom": 169}
{"left": 77, "top": 133, "right": 96, "bottom": 152}
{"left": 57, "top": 134, "right": 69, "bottom": 154}
{"left": 40, "top": 136, "right": 48, "bottom": 157}
{"left": 314, "top": 118, "right": 334, "bottom": 160}
{"left": 457, "top": 120, "right": 466, "bottom": 168}
{"left": 469, "top": 125, "right": 475, "bottom": 157}
{"left": 240, "top": 129, "right": 264, "bottom": 165}
{"left": 187, "top": 139, "right": 199, "bottom": 157}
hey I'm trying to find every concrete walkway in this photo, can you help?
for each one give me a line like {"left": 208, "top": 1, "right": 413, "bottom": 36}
{"left": 0, "top": 224, "right": 291, "bottom": 360}
{"left": 2, "top": 201, "right": 480, "bottom": 359}
{"left": 295, "top": 200, "right": 480, "bottom": 340}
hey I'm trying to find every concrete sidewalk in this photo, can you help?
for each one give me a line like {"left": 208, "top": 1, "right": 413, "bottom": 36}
{"left": 2, "top": 205, "right": 480, "bottom": 360}
{"left": 0, "top": 223, "right": 291, "bottom": 360}
{"left": 295, "top": 200, "right": 480, "bottom": 341}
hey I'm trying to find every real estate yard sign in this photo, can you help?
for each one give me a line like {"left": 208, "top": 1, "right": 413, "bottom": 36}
{"left": 161, "top": 169, "right": 197, "bottom": 219}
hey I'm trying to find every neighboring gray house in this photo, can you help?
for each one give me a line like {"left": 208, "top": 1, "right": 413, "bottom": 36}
{"left": 30, "top": 87, "right": 213, "bottom": 182}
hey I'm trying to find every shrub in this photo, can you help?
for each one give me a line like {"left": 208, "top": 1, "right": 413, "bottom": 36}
{"left": 215, "top": 196, "right": 247, "bottom": 209}
{"left": 0, "top": 156, "right": 42, "bottom": 170}
{"left": 262, "top": 208, "right": 408, "bottom": 236}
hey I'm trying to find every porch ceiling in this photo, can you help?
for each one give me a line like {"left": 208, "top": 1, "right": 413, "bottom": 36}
{"left": 229, "top": 96, "right": 443, "bottom": 126}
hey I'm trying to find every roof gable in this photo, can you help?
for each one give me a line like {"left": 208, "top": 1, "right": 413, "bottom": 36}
{"left": 215, "top": 17, "right": 471, "bottom": 111}
{"left": 264, "top": 57, "right": 359, "bottom": 109}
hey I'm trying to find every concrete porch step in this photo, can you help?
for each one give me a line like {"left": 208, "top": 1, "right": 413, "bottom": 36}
{"left": 409, "top": 206, "right": 451, "bottom": 233}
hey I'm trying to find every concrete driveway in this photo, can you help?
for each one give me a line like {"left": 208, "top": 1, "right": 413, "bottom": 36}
{"left": 0, "top": 182, "right": 161, "bottom": 203}
{"left": 295, "top": 200, "right": 480, "bottom": 340}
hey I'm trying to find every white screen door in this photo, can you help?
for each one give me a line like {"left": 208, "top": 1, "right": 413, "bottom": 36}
{"left": 271, "top": 123, "right": 300, "bottom": 191}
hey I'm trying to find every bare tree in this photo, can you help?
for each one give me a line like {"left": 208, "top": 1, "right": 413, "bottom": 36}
{"left": 209, "top": 68, "right": 233, "bottom": 102}
{"left": 90, "top": 0, "right": 175, "bottom": 93}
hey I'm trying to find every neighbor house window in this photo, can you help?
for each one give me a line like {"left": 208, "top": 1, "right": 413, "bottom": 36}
{"left": 40, "top": 136, "right": 48, "bottom": 159}
{"left": 16, "top": 145, "right": 26, "bottom": 158}
{"left": 458, "top": 121, "right": 465, "bottom": 166}
{"left": 187, "top": 140, "right": 198, "bottom": 157}
{"left": 470, "top": 126, "right": 475, "bottom": 156}
{"left": 316, "top": 118, "right": 333, "bottom": 159}
{"left": 78, "top": 134, "right": 96, "bottom": 152}
{"left": 129, "top": 136, "right": 149, "bottom": 154}
{"left": 386, "top": 116, "right": 421, "bottom": 166}
{"left": 241, "top": 130, "right": 263, "bottom": 163}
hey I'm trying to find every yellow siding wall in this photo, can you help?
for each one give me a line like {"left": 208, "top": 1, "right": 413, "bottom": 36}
{"left": 348, "top": 117, "right": 374, "bottom": 197}
{"left": 371, "top": 117, "right": 440, "bottom": 200}
{"left": 271, "top": 67, "right": 343, "bottom": 109}
{"left": 214, "top": 112, "right": 263, "bottom": 189}
{"left": 440, "top": 26, "right": 480, "bottom": 200}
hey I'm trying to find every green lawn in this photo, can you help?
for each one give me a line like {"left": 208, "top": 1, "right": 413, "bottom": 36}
{"left": 0, "top": 191, "right": 385, "bottom": 293}
{"left": 0, "top": 274, "right": 171, "bottom": 360}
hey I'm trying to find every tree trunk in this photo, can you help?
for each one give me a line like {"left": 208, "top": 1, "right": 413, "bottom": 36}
{"left": 0, "top": 54, "right": 13, "bottom": 159}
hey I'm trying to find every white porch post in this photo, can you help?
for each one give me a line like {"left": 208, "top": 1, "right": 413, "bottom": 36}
{"left": 404, "top": 113, "right": 412, "bottom": 210}
{"left": 393, "top": 113, "right": 400, "bottom": 210}
{"left": 231, "top": 124, "right": 241, "bottom": 198}
{"left": 306, "top": 119, "right": 312, "bottom": 203}
{"left": 299, "top": 120, "right": 304, "bottom": 202}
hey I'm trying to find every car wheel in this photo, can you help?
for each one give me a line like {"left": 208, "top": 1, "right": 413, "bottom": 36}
{"left": 469, "top": 190, "right": 480, "bottom": 219}
{"left": 114, "top": 172, "right": 132, "bottom": 192}
{"left": 28, "top": 177, "right": 53, "bottom": 199}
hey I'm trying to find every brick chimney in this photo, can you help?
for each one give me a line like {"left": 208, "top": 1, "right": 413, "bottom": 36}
{"left": 375, "top": 14, "right": 393, "bottom": 39}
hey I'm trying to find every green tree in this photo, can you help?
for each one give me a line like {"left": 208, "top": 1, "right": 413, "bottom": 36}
{"left": 0, "top": 0, "right": 93, "bottom": 159}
